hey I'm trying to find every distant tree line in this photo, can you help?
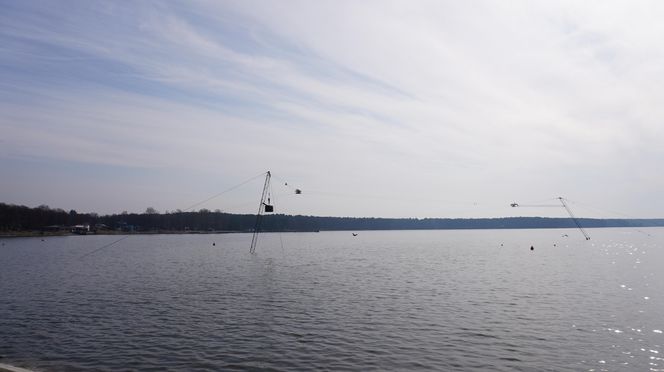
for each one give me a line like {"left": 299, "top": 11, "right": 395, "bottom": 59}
{"left": 0, "top": 203, "right": 98, "bottom": 231}
{"left": 2, "top": 202, "right": 664, "bottom": 233}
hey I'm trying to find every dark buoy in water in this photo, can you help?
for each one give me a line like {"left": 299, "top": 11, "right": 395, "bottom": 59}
{"left": 212, "top": 242, "right": 216, "bottom": 246}
{"left": 530, "top": 245, "right": 534, "bottom": 251}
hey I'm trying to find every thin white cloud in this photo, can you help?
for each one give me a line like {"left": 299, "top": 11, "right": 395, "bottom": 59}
{"left": 1, "top": 1, "right": 664, "bottom": 217}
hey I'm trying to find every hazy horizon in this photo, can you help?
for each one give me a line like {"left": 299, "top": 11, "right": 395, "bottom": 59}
{"left": 2, "top": 1, "right": 664, "bottom": 219}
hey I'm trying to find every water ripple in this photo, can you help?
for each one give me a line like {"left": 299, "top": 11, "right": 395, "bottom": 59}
{"left": 1, "top": 229, "right": 663, "bottom": 371}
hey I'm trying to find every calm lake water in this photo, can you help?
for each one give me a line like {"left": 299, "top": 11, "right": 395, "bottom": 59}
{"left": 1, "top": 228, "right": 663, "bottom": 371}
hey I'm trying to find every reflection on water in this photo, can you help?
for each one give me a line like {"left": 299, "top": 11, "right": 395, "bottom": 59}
{"left": 0, "top": 228, "right": 663, "bottom": 371}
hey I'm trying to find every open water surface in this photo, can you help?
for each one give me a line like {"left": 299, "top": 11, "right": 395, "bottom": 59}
{"left": 1, "top": 228, "right": 663, "bottom": 371}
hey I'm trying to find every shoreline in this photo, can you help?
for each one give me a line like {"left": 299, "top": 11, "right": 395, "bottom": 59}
{"left": 0, "top": 230, "right": 247, "bottom": 238}
{"left": 0, "top": 225, "right": 660, "bottom": 239}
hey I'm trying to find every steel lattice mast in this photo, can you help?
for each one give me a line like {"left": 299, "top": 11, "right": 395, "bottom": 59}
{"left": 250, "top": 171, "right": 271, "bottom": 253}
{"left": 510, "top": 196, "right": 591, "bottom": 240}
{"left": 557, "top": 197, "right": 590, "bottom": 240}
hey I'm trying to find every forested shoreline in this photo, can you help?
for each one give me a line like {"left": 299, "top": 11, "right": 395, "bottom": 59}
{"left": 1, "top": 202, "right": 663, "bottom": 235}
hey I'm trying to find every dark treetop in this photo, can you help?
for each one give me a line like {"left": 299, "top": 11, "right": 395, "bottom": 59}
{"left": 2, "top": 202, "right": 663, "bottom": 234}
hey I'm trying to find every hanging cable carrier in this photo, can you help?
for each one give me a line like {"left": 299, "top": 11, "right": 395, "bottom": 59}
{"left": 249, "top": 170, "right": 303, "bottom": 254}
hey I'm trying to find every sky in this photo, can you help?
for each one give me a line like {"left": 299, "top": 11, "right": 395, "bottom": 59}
{"left": 1, "top": 0, "right": 664, "bottom": 219}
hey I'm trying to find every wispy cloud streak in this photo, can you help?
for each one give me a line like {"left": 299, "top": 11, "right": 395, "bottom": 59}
{"left": 1, "top": 0, "right": 663, "bottom": 217}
